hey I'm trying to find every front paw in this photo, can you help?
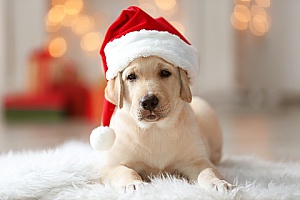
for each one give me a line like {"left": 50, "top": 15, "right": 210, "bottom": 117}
{"left": 197, "top": 168, "right": 234, "bottom": 192}
{"left": 122, "top": 180, "right": 146, "bottom": 193}
{"left": 199, "top": 178, "right": 234, "bottom": 192}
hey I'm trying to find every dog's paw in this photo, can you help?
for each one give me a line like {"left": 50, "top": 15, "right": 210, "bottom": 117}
{"left": 198, "top": 177, "right": 234, "bottom": 192}
{"left": 210, "top": 179, "right": 234, "bottom": 192}
{"left": 197, "top": 168, "right": 234, "bottom": 192}
{"left": 122, "top": 180, "right": 147, "bottom": 193}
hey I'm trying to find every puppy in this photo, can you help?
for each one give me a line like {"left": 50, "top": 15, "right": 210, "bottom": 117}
{"left": 101, "top": 56, "right": 232, "bottom": 191}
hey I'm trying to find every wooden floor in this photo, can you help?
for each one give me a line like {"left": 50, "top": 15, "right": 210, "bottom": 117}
{"left": 1, "top": 106, "right": 300, "bottom": 162}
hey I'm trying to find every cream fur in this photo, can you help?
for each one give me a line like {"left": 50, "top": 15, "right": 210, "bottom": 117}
{"left": 102, "top": 56, "right": 232, "bottom": 191}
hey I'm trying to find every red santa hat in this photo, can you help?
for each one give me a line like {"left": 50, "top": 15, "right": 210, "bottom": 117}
{"left": 90, "top": 6, "right": 199, "bottom": 150}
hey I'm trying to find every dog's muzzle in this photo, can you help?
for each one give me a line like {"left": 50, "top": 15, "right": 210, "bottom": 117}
{"left": 138, "top": 94, "right": 169, "bottom": 122}
{"left": 138, "top": 94, "right": 161, "bottom": 122}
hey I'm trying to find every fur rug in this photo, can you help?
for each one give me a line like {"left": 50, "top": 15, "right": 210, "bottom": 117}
{"left": 0, "top": 141, "right": 300, "bottom": 200}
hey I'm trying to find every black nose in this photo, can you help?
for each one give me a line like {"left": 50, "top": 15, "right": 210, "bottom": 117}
{"left": 140, "top": 95, "right": 159, "bottom": 111}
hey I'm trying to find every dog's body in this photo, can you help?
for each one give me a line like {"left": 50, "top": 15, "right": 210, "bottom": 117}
{"left": 101, "top": 56, "right": 232, "bottom": 190}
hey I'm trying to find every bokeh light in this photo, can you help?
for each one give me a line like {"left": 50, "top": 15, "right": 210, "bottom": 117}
{"left": 231, "top": 0, "right": 271, "bottom": 36}
{"left": 71, "top": 15, "right": 94, "bottom": 35}
{"left": 81, "top": 32, "right": 102, "bottom": 52}
{"left": 48, "top": 5, "right": 65, "bottom": 23}
{"left": 155, "top": 0, "right": 177, "bottom": 11}
{"left": 52, "top": 0, "right": 66, "bottom": 6}
{"left": 48, "top": 37, "right": 67, "bottom": 57}
{"left": 255, "top": 0, "right": 270, "bottom": 8}
{"left": 231, "top": 13, "right": 248, "bottom": 30}
{"left": 45, "top": 16, "right": 62, "bottom": 32}
{"left": 64, "top": 0, "right": 83, "bottom": 15}
{"left": 234, "top": 5, "right": 251, "bottom": 21}
{"left": 61, "top": 14, "right": 78, "bottom": 27}
{"left": 251, "top": 5, "right": 267, "bottom": 19}
{"left": 234, "top": 0, "right": 251, "bottom": 8}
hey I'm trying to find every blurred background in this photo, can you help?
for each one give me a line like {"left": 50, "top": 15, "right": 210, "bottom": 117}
{"left": 0, "top": 0, "right": 300, "bottom": 161}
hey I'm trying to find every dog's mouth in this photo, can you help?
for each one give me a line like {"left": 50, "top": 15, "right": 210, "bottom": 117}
{"left": 137, "top": 108, "right": 169, "bottom": 123}
{"left": 144, "top": 113, "right": 160, "bottom": 122}
{"left": 136, "top": 101, "right": 170, "bottom": 123}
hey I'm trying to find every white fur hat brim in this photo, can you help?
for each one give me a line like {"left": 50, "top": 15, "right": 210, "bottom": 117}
{"left": 104, "top": 29, "right": 199, "bottom": 83}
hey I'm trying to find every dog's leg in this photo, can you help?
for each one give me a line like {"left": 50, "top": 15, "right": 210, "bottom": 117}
{"left": 103, "top": 165, "right": 143, "bottom": 191}
{"left": 181, "top": 160, "right": 233, "bottom": 191}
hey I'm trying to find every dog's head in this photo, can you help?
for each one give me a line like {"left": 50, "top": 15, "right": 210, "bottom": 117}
{"left": 105, "top": 56, "right": 192, "bottom": 127}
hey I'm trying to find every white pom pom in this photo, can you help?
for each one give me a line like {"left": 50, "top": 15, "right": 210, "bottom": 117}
{"left": 90, "top": 126, "right": 115, "bottom": 151}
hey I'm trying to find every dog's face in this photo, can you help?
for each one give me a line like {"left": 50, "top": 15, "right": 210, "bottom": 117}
{"left": 105, "top": 56, "right": 192, "bottom": 127}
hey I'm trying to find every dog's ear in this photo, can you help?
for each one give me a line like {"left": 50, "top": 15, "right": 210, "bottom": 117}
{"left": 104, "top": 72, "right": 124, "bottom": 109}
{"left": 178, "top": 68, "right": 192, "bottom": 103}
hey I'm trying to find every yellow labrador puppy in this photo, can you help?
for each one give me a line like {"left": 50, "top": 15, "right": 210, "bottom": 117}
{"left": 102, "top": 56, "right": 232, "bottom": 191}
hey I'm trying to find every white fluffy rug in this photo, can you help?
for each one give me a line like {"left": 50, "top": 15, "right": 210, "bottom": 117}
{"left": 1, "top": 141, "right": 300, "bottom": 200}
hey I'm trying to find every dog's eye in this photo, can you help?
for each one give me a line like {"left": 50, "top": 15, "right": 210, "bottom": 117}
{"left": 160, "top": 70, "right": 171, "bottom": 78}
{"left": 127, "top": 73, "right": 137, "bottom": 81}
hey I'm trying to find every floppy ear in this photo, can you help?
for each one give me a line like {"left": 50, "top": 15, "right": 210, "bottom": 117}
{"left": 178, "top": 68, "right": 192, "bottom": 103}
{"left": 104, "top": 72, "right": 124, "bottom": 109}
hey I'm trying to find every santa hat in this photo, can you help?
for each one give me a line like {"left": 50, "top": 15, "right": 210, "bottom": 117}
{"left": 90, "top": 6, "right": 199, "bottom": 151}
